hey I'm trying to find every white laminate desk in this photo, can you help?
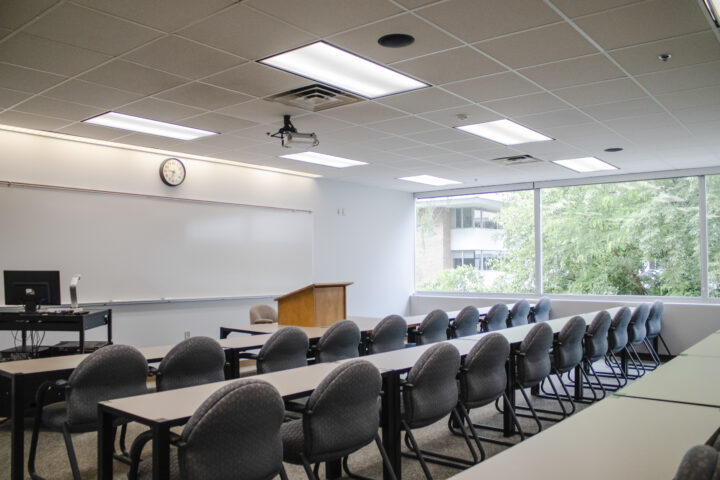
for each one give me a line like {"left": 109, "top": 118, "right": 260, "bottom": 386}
{"left": 681, "top": 332, "right": 720, "bottom": 357}
{"left": 448, "top": 396, "right": 720, "bottom": 480}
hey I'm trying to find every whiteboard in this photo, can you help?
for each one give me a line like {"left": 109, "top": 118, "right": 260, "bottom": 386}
{"left": 0, "top": 184, "right": 313, "bottom": 303}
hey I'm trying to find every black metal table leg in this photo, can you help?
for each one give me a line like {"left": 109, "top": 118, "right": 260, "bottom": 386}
{"left": 10, "top": 373, "right": 24, "bottom": 480}
{"left": 98, "top": 405, "right": 115, "bottom": 480}
{"left": 220, "top": 327, "right": 230, "bottom": 339}
{"left": 225, "top": 349, "right": 240, "bottom": 379}
{"left": 326, "top": 460, "right": 342, "bottom": 478}
{"left": 504, "top": 350, "right": 516, "bottom": 437}
{"left": 574, "top": 362, "right": 585, "bottom": 401}
{"left": 381, "top": 373, "right": 402, "bottom": 480}
{"left": 152, "top": 424, "right": 171, "bottom": 480}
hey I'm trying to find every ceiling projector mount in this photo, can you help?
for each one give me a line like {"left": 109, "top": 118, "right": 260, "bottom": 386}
{"left": 268, "top": 115, "right": 319, "bottom": 148}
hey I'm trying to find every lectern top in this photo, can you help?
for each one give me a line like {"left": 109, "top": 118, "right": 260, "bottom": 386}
{"left": 274, "top": 282, "right": 352, "bottom": 301}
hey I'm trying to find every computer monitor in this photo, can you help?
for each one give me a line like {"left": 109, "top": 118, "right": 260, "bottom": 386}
{"left": 3, "top": 270, "right": 61, "bottom": 312}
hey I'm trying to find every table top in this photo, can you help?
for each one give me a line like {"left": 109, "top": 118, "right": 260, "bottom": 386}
{"left": 224, "top": 323, "right": 331, "bottom": 337}
{"left": 338, "top": 339, "right": 477, "bottom": 373}
{"left": 100, "top": 362, "right": 341, "bottom": 424}
{"left": 617, "top": 354, "right": 720, "bottom": 408}
{"left": 681, "top": 333, "right": 720, "bottom": 357}
{"left": 448, "top": 396, "right": 720, "bottom": 480}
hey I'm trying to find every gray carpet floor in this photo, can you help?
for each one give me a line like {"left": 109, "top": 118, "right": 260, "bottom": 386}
{"left": 0, "top": 371, "right": 622, "bottom": 479}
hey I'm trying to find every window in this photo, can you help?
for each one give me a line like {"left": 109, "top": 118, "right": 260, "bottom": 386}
{"left": 708, "top": 175, "right": 720, "bottom": 297}
{"left": 541, "top": 178, "right": 700, "bottom": 296}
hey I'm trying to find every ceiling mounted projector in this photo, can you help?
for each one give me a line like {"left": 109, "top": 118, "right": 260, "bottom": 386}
{"left": 269, "top": 115, "right": 319, "bottom": 149}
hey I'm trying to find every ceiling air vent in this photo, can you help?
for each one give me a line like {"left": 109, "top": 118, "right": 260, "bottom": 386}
{"left": 490, "top": 154, "right": 542, "bottom": 166}
{"left": 265, "top": 84, "right": 364, "bottom": 112}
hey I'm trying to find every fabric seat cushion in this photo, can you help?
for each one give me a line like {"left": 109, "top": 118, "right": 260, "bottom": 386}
{"left": 281, "top": 419, "right": 305, "bottom": 464}
{"left": 40, "top": 401, "right": 99, "bottom": 433}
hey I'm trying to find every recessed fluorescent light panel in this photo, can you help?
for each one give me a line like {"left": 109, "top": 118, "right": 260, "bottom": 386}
{"left": 399, "top": 175, "right": 461, "bottom": 186}
{"left": 280, "top": 152, "right": 367, "bottom": 168}
{"left": 456, "top": 119, "right": 553, "bottom": 145}
{"left": 552, "top": 157, "right": 617, "bottom": 173}
{"left": 703, "top": 0, "right": 719, "bottom": 25}
{"left": 259, "top": 41, "right": 428, "bottom": 98}
{"left": 83, "top": 112, "right": 217, "bottom": 140}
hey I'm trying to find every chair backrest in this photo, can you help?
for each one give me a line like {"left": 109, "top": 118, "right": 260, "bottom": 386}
{"left": 416, "top": 309, "right": 449, "bottom": 345}
{"left": 179, "top": 379, "right": 285, "bottom": 480}
{"left": 156, "top": 336, "right": 226, "bottom": 392}
{"left": 450, "top": 306, "right": 480, "bottom": 338}
{"left": 673, "top": 444, "right": 720, "bottom": 480}
{"left": 482, "top": 303, "right": 509, "bottom": 332}
{"left": 532, "top": 296, "right": 552, "bottom": 323}
{"left": 552, "top": 316, "right": 586, "bottom": 374}
{"left": 403, "top": 343, "right": 461, "bottom": 428}
{"left": 608, "top": 307, "right": 632, "bottom": 353}
{"left": 507, "top": 299, "right": 531, "bottom": 327}
{"left": 516, "top": 322, "right": 553, "bottom": 388}
{"left": 460, "top": 333, "right": 510, "bottom": 409}
{"left": 66, "top": 344, "right": 148, "bottom": 425}
{"left": 368, "top": 314, "right": 407, "bottom": 354}
{"left": 249, "top": 304, "right": 277, "bottom": 324}
{"left": 585, "top": 311, "right": 611, "bottom": 363}
{"left": 628, "top": 303, "right": 650, "bottom": 345}
{"left": 316, "top": 320, "right": 360, "bottom": 362}
{"left": 646, "top": 300, "right": 664, "bottom": 339}
{"left": 302, "top": 360, "right": 382, "bottom": 462}
{"left": 256, "top": 327, "right": 309, "bottom": 374}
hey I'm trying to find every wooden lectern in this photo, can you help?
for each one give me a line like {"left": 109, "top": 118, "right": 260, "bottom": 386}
{"left": 275, "top": 283, "right": 352, "bottom": 327}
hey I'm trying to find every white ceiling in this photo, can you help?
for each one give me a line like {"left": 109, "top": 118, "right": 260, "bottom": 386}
{"left": 1, "top": 0, "right": 719, "bottom": 192}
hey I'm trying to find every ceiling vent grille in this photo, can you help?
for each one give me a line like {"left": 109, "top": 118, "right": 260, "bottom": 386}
{"left": 490, "top": 154, "right": 542, "bottom": 166}
{"left": 265, "top": 84, "right": 364, "bottom": 112}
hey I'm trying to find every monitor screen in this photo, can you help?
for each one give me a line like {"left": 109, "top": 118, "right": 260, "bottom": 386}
{"left": 3, "top": 270, "right": 61, "bottom": 311}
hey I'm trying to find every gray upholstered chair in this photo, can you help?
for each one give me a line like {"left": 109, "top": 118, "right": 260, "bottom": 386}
{"left": 130, "top": 379, "right": 288, "bottom": 480}
{"left": 626, "top": 303, "right": 651, "bottom": 378}
{"left": 645, "top": 300, "right": 669, "bottom": 366}
{"left": 255, "top": 326, "right": 309, "bottom": 374}
{"left": 673, "top": 444, "right": 720, "bottom": 480}
{"left": 507, "top": 299, "right": 531, "bottom": 328}
{"left": 578, "top": 310, "right": 612, "bottom": 401}
{"left": 481, "top": 303, "right": 508, "bottom": 332}
{"left": 415, "top": 309, "right": 450, "bottom": 345}
{"left": 401, "top": 343, "right": 478, "bottom": 480}
{"left": 315, "top": 319, "right": 361, "bottom": 362}
{"left": 450, "top": 306, "right": 480, "bottom": 338}
{"left": 531, "top": 296, "right": 551, "bottom": 323}
{"left": 451, "top": 333, "right": 524, "bottom": 450}
{"left": 281, "top": 360, "right": 396, "bottom": 480}
{"left": 367, "top": 314, "right": 407, "bottom": 354}
{"left": 250, "top": 303, "right": 278, "bottom": 325}
{"left": 601, "top": 306, "right": 633, "bottom": 390}
{"left": 28, "top": 345, "right": 148, "bottom": 480}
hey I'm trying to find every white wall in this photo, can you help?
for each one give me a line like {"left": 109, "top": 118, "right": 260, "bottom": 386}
{"left": 0, "top": 129, "right": 413, "bottom": 348}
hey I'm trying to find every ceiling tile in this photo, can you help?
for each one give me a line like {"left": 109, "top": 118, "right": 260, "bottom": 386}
{"left": 155, "top": 82, "right": 252, "bottom": 110}
{"left": 541, "top": 121, "right": 615, "bottom": 140}
{"left": 573, "top": 0, "right": 710, "bottom": 50}
{"left": 581, "top": 97, "right": 664, "bottom": 121}
{"left": 177, "top": 113, "right": 259, "bottom": 134}
{"left": 0, "top": 28, "right": 10, "bottom": 41}
{"left": 25, "top": 3, "right": 161, "bottom": 55}
{"left": 419, "top": 105, "right": 501, "bottom": 127}
{"left": 603, "top": 112, "right": 682, "bottom": 134}
{"left": 183, "top": 133, "right": 247, "bottom": 151}
{"left": 0, "top": 33, "right": 111, "bottom": 77}
{"left": 245, "top": 0, "right": 401, "bottom": 36}
{"left": 483, "top": 92, "right": 568, "bottom": 117}
{"left": 552, "top": 78, "right": 647, "bottom": 107}
{"left": 320, "top": 102, "right": 406, "bottom": 124}
{"left": 178, "top": 4, "right": 314, "bottom": 60}
{"left": 673, "top": 104, "right": 720, "bottom": 125}
{"left": 204, "top": 62, "right": 309, "bottom": 97}
{"left": 657, "top": 85, "right": 720, "bottom": 110}
{"left": 0, "top": 87, "right": 31, "bottom": 108}
{"left": 436, "top": 137, "right": 502, "bottom": 153}
{"left": 367, "top": 116, "right": 440, "bottom": 135}
{"left": 57, "top": 122, "right": 129, "bottom": 141}
{"left": 111, "top": 133, "right": 183, "bottom": 150}
{"left": 217, "top": 99, "right": 307, "bottom": 125}
{"left": 609, "top": 31, "right": 720, "bottom": 76}
{"left": 548, "top": 0, "right": 644, "bottom": 18}
{"left": 43, "top": 79, "right": 142, "bottom": 109}
{"left": 71, "top": 0, "right": 236, "bottom": 32}
{"left": 417, "top": 0, "right": 560, "bottom": 43}
{"left": 321, "top": 126, "right": 390, "bottom": 145}
{"left": 363, "top": 136, "right": 424, "bottom": 151}
{"left": 636, "top": 61, "right": 720, "bottom": 95}
{"left": 476, "top": 23, "right": 597, "bottom": 69}
{"left": 286, "top": 113, "right": 354, "bottom": 133}
{"left": 405, "top": 128, "right": 470, "bottom": 144}
{"left": 394, "top": 144, "right": 452, "bottom": 158}
{"left": 116, "top": 98, "right": 205, "bottom": 122}
{"left": 392, "top": 47, "right": 505, "bottom": 86}
{"left": 394, "top": 0, "right": 442, "bottom": 8}
{"left": 0, "top": 62, "right": 65, "bottom": 93}
{"left": 376, "top": 88, "right": 469, "bottom": 114}
{"left": 125, "top": 36, "right": 244, "bottom": 79}
{"left": 0, "top": 0, "right": 58, "bottom": 29}
{"left": 520, "top": 54, "right": 626, "bottom": 89}
{"left": 81, "top": 60, "right": 188, "bottom": 96}
{"left": 328, "top": 13, "right": 461, "bottom": 65}
{"left": 444, "top": 72, "right": 541, "bottom": 103}
{"left": 514, "top": 109, "right": 595, "bottom": 130}
{"left": 14, "top": 96, "right": 104, "bottom": 121}
{"left": 0, "top": 110, "right": 72, "bottom": 130}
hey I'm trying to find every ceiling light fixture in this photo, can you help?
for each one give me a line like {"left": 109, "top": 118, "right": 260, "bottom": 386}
{"left": 268, "top": 115, "right": 319, "bottom": 149}
{"left": 83, "top": 112, "right": 217, "bottom": 140}
{"left": 378, "top": 33, "right": 415, "bottom": 48}
{"left": 702, "top": 0, "right": 719, "bottom": 26}
{"left": 399, "top": 175, "right": 461, "bottom": 186}
{"left": 280, "top": 151, "right": 367, "bottom": 168}
{"left": 604, "top": 147, "right": 624, "bottom": 152}
{"left": 552, "top": 157, "right": 617, "bottom": 173}
{"left": 456, "top": 119, "right": 553, "bottom": 145}
{"left": 259, "top": 41, "right": 428, "bottom": 98}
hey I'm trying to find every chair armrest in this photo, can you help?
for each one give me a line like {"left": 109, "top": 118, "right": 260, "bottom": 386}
{"left": 147, "top": 366, "right": 159, "bottom": 377}
{"left": 34, "top": 379, "right": 68, "bottom": 408}
{"left": 237, "top": 351, "right": 259, "bottom": 360}
{"left": 127, "top": 430, "right": 153, "bottom": 480}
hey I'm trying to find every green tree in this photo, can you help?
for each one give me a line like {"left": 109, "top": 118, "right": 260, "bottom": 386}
{"left": 418, "top": 264, "right": 488, "bottom": 292}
